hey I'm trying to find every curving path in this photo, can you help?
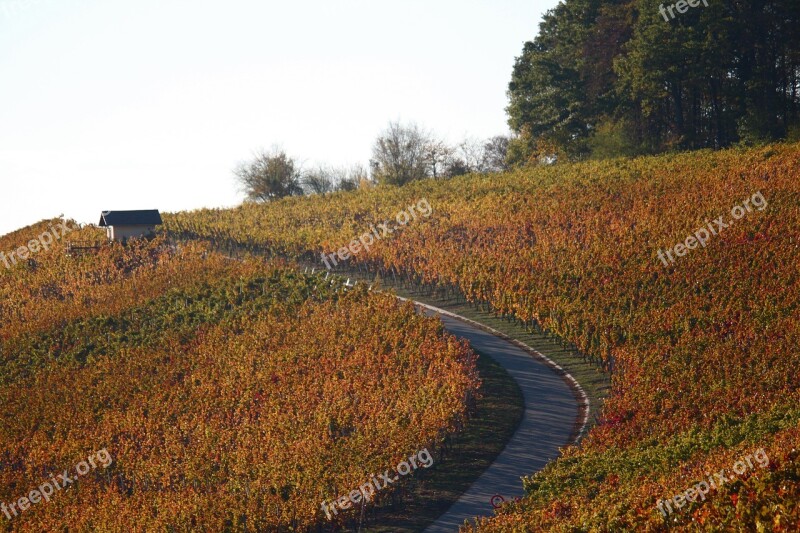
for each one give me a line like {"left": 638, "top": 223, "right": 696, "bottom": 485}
{"left": 396, "top": 299, "right": 588, "bottom": 532}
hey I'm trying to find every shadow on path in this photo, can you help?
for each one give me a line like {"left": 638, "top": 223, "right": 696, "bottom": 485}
{"left": 413, "top": 304, "right": 581, "bottom": 532}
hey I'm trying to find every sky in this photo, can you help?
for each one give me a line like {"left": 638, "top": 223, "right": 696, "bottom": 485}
{"left": 0, "top": 0, "right": 558, "bottom": 236}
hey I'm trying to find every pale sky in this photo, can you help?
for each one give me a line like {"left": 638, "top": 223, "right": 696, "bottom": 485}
{"left": 0, "top": 0, "right": 558, "bottom": 236}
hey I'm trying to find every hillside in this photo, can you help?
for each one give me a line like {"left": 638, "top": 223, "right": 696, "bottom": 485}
{"left": 165, "top": 142, "right": 800, "bottom": 531}
{"left": 0, "top": 233, "right": 481, "bottom": 531}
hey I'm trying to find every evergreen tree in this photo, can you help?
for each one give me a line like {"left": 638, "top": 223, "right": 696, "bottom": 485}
{"left": 508, "top": 0, "right": 800, "bottom": 161}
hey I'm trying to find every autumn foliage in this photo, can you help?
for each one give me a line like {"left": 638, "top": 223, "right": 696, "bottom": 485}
{"left": 165, "top": 142, "right": 800, "bottom": 530}
{"left": 0, "top": 236, "right": 480, "bottom": 531}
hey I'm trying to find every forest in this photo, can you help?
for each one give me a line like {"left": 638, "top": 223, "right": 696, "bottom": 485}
{"left": 506, "top": 0, "right": 800, "bottom": 161}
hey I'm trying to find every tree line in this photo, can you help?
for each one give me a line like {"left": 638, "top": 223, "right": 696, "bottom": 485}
{"left": 235, "top": 122, "right": 511, "bottom": 202}
{"left": 506, "top": 0, "right": 800, "bottom": 162}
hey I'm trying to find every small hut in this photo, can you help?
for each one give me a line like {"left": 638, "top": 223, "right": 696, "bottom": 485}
{"left": 98, "top": 210, "right": 162, "bottom": 242}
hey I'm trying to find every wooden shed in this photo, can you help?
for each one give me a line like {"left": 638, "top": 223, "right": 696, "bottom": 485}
{"left": 98, "top": 210, "right": 162, "bottom": 242}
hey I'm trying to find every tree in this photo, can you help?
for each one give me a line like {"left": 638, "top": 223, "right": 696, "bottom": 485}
{"left": 425, "top": 139, "right": 455, "bottom": 179}
{"left": 508, "top": 0, "right": 800, "bottom": 160}
{"left": 305, "top": 164, "right": 369, "bottom": 193}
{"left": 336, "top": 177, "right": 359, "bottom": 192}
{"left": 302, "top": 167, "right": 336, "bottom": 195}
{"left": 444, "top": 158, "right": 472, "bottom": 178}
{"left": 454, "top": 138, "right": 486, "bottom": 174}
{"left": 445, "top": 136, "right": 512, "bottom": 175}
{"left": 507, "top": 0, "right": 600, "bottom": 162}
{"left": 235, "top": 149, "right": 304, "bottom": 202}
{"left": 370, "top": 122, "right": 434, "bottom": 186}
{"left": 482, "top": 135, "right": 512, "bottom": 172}
{"left": 335, "top": 164, "right": 369, "bottom": 191}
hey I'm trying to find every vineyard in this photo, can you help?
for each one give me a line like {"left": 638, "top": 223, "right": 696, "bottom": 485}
{"left": 0, "top": 231, "right": 481, "bottom": 531}
{"left": 164, "top": 142, "right": 800, "bottom": 530}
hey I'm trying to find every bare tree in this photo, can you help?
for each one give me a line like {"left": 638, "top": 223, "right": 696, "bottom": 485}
{"left": 483, "top": 135, "right": 511, "bottom": 172}
{"left": 333, "top": 164, "right": 369, "bottom": 191}
{"left": 449, "top": 135, "right": 511, "bottom": 175}
{"left": 444, "top": 157, "right": 472, "bottom": 177}
{"left": 235, "top": 148, "right": 304, "bottom": 202}
{"left": 370, "top": 121, "right": 433, "bottom": 186}
{"left": 302, "top": 166, "right": 336, "bottom": 195}
{"left": 425, "top": 139, "right": 455, "bottom": 179}
{"left": 305, "top": 164, "right": 369, "bottom": 193}
{"left": 455, "top": 137, "right": 487, "bottom": 173}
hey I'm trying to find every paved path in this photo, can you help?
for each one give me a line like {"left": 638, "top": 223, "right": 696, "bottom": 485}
{"left": 401, "top": 300, "right": 587, "bottom": 533}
